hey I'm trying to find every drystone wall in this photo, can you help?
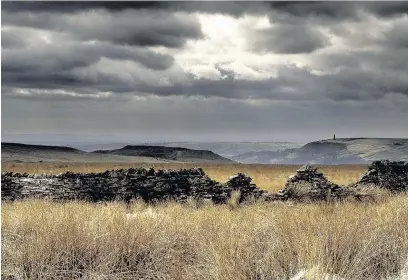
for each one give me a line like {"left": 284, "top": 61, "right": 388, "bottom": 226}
{"left": 276, "top": 165, "right": 351, "bottom": 201}
{"left": 351, "top": 160, "right": 408, "bottom": 192}
{"left": 2, "top": 161, "right": 407, "bottom": 204}
{"left": 1, "top": 168, "right": 264, "bottom": 204}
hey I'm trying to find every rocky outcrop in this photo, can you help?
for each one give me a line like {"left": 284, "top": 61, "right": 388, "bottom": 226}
{"left": 351, "top": 160, "right": 408, "bottom": 192}
{"left": 1, "top": 168, "right": 263, "bottom": 204}
{"left": 277, "top": 165, "right": 351, "bottom": 201}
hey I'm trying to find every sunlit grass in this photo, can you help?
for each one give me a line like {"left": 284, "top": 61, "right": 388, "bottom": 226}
{"left": 2, "top": 197, "right": 408, "bottom": 279}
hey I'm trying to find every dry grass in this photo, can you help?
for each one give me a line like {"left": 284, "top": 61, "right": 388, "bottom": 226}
{"left": 1, "top": 162, "right": 367, "bottom": 192}
{"left": 2, "top": 197, "right": 408, "bottom": 280}
{"left": 4, "top": 162, "right": 403, "bottom": 279}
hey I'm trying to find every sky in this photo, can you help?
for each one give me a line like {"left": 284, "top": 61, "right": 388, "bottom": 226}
{"left": 2, "top": 1, "right": 408, "bottom": 144}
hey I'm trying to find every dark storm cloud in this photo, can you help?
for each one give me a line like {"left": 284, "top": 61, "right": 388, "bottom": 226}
{"left": 363, "top": 2, "right": 408, "bottom": 17}
{"left": 267, "top": 2, "right": 408, "bottom": 20}
{"left": 1, "top": 1, "right": 165, "bottom": 13}
{"left": 2, "top": 2, "right": 408, "bottom": 102}
{"left": 2, "top": 41, "right": 173, "bottom": 71}
{"left": 1, "top": 37, "right": 174, "bottom": 91}
{"left": 4, "top": 1, "right": 408, "bottom": 18}
{"left": 1, "top": 1, "right": 270, "bottom": 16}
{"left": 2, "top": 8, "right": 203, "bottom": 48}
{"left": 267, "top": 1, "right": 359, "bottom": 20}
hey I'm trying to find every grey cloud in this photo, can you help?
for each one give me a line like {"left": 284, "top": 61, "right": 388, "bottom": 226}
{"left": 2, "top": 41, "right": 173, "bottom": 71}
{"left": 2, "top": 9, "right": 203, "bottom": 48}
{"left": 268, "top": 2, "right": 408, "bottom": 22}
{"left": 1, "top": 29, "right": 28, "bottom": 49}
{"left": 1, "top": 1, "right": 272, "bottom": 17}
{"left": 2, "top": 1, "right": 408, "bottom": 142}
{"left": 268, "top": 2, "right": 359, "bottom": 21}
{"left": 1, "top": 39, "right": 174, "bottom": 91}
{"left": 1, "top": 1, "right": 165, "bottom": 13}
{"left": 4, "top": 1, "right": 408, "bottom": 20}
{"left": 385, "top": 21, "right": 408, "bottom": 49}
{"left": 249, "top": 24, "right": 329, "bottom": 54}
{"left": 4, "top": 49, "right": 408, "bottom": 103}
{"left": 363, "top": 2, "right": 408, "bottom": 18}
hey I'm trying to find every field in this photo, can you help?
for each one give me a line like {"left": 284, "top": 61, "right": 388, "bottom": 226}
{"left": 2, "top": 162, "right": 408, "bottom": 280}
{"left": 1, "top": 162, "right": 368, "bottom": 192}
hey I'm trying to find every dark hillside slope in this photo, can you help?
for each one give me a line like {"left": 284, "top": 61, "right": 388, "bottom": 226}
{"left": 93, "top": 145, "right": 234, "bottom": 163}
{"left": 2, "top": 142, "right": 81, "bottom": 153}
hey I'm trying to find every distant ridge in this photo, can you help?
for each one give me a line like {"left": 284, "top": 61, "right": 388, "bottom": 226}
{"left": 1, "top": 142, "right": 234, "bottom": 164}
{"left": 93, "top": 145, "right": 234, "bottom": 163}
{"left": 231, "top": 138, "right": 408, "bottom": 164}
{"left": 2, "top": 142, "right": 81, "bottom": 153}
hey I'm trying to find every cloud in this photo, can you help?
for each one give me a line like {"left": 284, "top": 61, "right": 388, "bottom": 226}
{"left": 267, "top": 2, "right": 408, "bottom": 22}
{"left": 384, "top": 19, "right": 408, "bottom": 49}
{"left": 2, "top": 1, "right": 408, "bottom": 141}
{"left": 1, "top": 35, "right": 175, "bottom": 91}
{"left": 1, "top": 1, "right": 165, "bottom": 13}
{"left": 2, "top": 8, "right": 203, "bottom": 48}
{"left": 248, "top": 24, "right": 329, "bottom": 54}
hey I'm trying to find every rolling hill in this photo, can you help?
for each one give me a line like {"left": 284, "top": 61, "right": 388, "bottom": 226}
{"left": 1, "top": 143, "right": 233, "bottom": 164}
{"left": 231, "top": 138, "right": 408, "bottom": 164}
{"left": 92, "top": 145, "right": 234, "bottom": 163}
{"left": 140, "top": 141, "right": 303, "bottom": 158}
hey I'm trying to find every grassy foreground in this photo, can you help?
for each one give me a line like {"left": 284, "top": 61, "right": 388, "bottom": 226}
{"left": 1, "top": 162, "right": 367, "bottom": 192}
{"left": 2, "top": 163, "right": 407, "bottom": 279}
{"left": 1, "top": 197, "right": 408, "bottom": 280}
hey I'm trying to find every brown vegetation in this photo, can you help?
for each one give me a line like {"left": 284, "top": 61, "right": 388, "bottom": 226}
{"left": 3, "top": 162, "right": 406, "bottom": 279}
{"left": 2, "top": 197, "right": 408, "bottom": 279}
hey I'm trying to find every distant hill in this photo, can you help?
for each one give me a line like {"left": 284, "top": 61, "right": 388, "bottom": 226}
{"left": 2, "top": 142, "right": 81, "bottom": 154}
{"left": 1, "top": 143, "right": 234, "bottom": 164}
{"left": 93, "top": 145, "right": 234, "bottom": 163}
{"left": 231, "top": 138, "right": 408, "bottom": 164}
{"left": 141, "top": 142, "right": 303, "bottom": 159}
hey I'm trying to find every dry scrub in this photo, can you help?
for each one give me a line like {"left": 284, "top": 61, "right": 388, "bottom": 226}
{"left": 2, "top": 197, "right": 408, "bottom": 280}
{"left": 1, "top": 162, "right": 367, "bottom": 192}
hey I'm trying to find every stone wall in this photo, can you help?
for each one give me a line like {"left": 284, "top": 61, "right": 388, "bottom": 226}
{"left": 2, "top": 161, "right": 407, "bottom": 204}
{"left": 351, "top": 160, "right": 408, "bottom": 192}
{"left": 276, "top": 165, "right": 351, "bottom": 201}
{"left": 1, "top": 168, "right": 264, "bottom": 204}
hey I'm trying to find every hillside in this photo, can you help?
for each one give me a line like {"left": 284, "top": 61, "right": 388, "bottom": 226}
{"left": 93, "top": 145, "right": 234, "bottom": 163}
{"left": 232, "top": 138, "right": 408, "bottom": 164}
{"left": 141, "top": 142, "right": 303, "bottom": 158}
{"left": 1, "top": 143, "right": 233, "bottom": 164}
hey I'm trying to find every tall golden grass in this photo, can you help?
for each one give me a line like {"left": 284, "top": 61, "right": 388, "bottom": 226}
{"left": 3, "top": 163, "right": 406, "bottom": 279}
{"left": 2, "top": 197, "right": 408, "bottom": 280}
{"left": 1, "top": 162, "right": 367, "bottom": 192}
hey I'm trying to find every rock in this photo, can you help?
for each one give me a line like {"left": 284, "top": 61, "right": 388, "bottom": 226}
{"left": 297, "top": 164, "right": 315, "bottom": 173}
